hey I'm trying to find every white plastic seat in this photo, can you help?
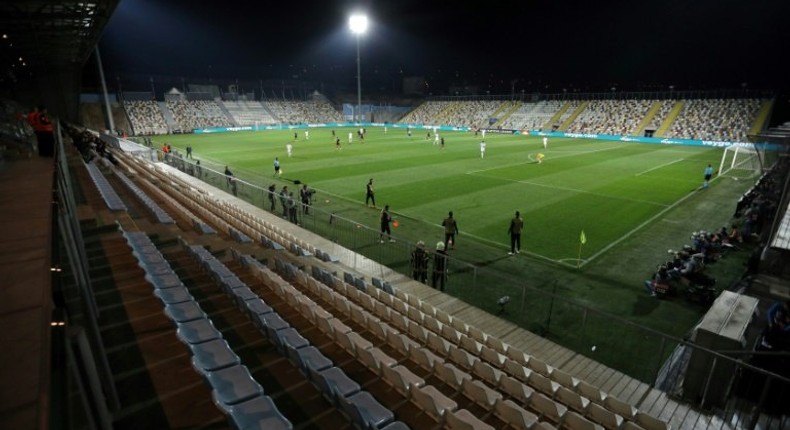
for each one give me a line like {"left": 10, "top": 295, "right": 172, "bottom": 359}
{"left": 587, "top": 403, "right": 624, "bottom": 430}
{"left": 409, "top": 385, "right": 457, "bottom": 423}
{"left": 445, "top": 408, "right": 494, "bottom": 430}
{"left": 381, "top": 364, "right": 425, "bottom": 396}
{"left": 473, "top": 360, "right": 504, "bottom": 387}
{"left": 434, "top": 361, "right": 471, "bottom": 393}
{"left": 461, "top": 378, "right": 502, "bottom": 408}
{"left": 503, "top": 358, "right": 532, "bottom": 382}
{"left": 499, "top": 375, "right": 534, "bottom": 404}
{"left": 493, "top": 398, "right": 538, "bottom": 430}
{"left": 449, "top": 345, "right": 478, "bottom": 371}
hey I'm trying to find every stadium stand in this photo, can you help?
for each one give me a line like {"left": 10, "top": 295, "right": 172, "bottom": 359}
{"left": 123, "top": 99, "right": 169, "bottom": 135}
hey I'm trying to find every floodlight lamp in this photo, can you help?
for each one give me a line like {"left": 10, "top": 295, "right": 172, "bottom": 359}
{"left": 349, "top": 14, "right": 368, "bottom": 35}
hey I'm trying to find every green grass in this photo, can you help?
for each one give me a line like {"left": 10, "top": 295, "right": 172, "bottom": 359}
{"left": 161, "top": 129, "right": 717, "bottom": 262}
{"left": 155, "top": 127, "right": 757, "bottom": 382}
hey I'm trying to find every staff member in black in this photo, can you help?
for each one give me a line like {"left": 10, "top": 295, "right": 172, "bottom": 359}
{"left": 508, "top": 211, "right": 524, "bottom": 255}
{"left": 366, "top": 178, "right": 376, "bottom": 208}
{"left": 379, "top": 205, "right": 394, "bottom": 243}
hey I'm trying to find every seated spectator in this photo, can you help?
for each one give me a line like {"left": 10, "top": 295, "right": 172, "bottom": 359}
{"left": 729, "top": 223, "right": 743, "bottom": 244}
{"left": 644, "top": 265, "right": 672, "bottom": 297}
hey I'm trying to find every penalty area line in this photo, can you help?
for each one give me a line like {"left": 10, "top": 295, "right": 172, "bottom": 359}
{"left": 635, "top": 158, "right": 685, "bottom": 176}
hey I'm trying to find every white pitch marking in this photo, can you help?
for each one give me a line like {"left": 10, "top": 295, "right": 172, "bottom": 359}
{"left": 635, "top": 158, "right": 685, "bottom": 176}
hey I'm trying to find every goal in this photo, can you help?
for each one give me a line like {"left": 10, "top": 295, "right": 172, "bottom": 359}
{"left": 717, "top": 144, "right": 764, "bottom": 180}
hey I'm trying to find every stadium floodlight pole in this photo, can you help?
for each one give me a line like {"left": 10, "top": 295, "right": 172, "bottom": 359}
{"left": 349, "top": 13, "right": 368, "bottom": 123}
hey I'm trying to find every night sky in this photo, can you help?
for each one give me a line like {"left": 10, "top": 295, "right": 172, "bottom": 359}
{"left": 97, "top": 0, "right": 789, "bottom": 94}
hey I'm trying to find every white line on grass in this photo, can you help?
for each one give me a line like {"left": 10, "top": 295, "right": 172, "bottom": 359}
{"left": 578, "top": 188, "right": 702, "bottom": 268}
{"left": 465, "top": 145, "right": 624, "bottom": 174}
{"left": 635, "top": 158, "right": 685, "bottom": 176}
{"left": 467, "top": 174, "right": 669, "bottom": 208}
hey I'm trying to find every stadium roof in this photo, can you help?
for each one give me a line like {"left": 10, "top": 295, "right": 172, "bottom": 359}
{"left": 0, "top": 0, "right": 118, "bottom": 79}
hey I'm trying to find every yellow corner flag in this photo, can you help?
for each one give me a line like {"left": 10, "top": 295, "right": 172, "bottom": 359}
{"left": 580, "top": 230, "right": 587, "bottom": 245}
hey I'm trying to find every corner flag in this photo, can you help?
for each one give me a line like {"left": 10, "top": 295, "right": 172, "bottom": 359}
{"left": 580, "top": 230, "right": 587, "bottom": 245}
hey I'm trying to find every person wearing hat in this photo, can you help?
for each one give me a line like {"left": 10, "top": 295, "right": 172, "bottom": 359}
{"left": 432, "top": 241, "right": 448, "bottom": 291}
{"left": 411, "top": 241, "right": 429, "bottom": 283}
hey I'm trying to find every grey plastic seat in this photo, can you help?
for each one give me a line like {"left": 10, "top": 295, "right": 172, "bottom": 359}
{"left": 338, "top": 390, "right": 394, "bottom": 430}
{"left": 207, "top": 364, "right": 264, "bottom": 405}
{"left": 146, "top": 272, "right": 183, "bottom": 289}
{"left": 213, "top": 393, "right": 293, "bottom": 430}
{"left": 273, "top": 327, "right": 309, "bottom": 353}
{"left": 154, "top": 286, "right": 194, "bottom": 304}
{"left": 310, "top": 366, "right": 361, "bottom": 405}
{"left": 164, "top": 301, "right": 206, "bottom": 323}
{"left": 176, "top": 318, "right": 222, "bottom": 345}
{"left": 256, "top": 312, "right": 290, "bottom": 339}
{"left": 244, "top": 298, "right": 273, "bottom": 320}
{"left": 191, "top": 338, "right": 241, "bottom": 376}
{"left": 290, "top": 345, "right": 332, "bottom": 376}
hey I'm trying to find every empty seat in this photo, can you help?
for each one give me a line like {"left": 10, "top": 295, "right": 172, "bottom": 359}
{"left": 423, "top": 316, "right": 442, "bottom": 335}
{"left": 311, "top": 366, "right": 361, "bottom": 405}
{"left": 230, "top": 286, "right": 259, "bottom": 309}
{"left": 154, "top": 286, "right": 194, "bottom": 304}
{"left": 427, "top": 331, "right": 452, "bottom": 356}
{"left": 441, "top": 324, "right": 462, "bottom": 344}
{"left": 587, "top": 403, "right": 624, "bottom": 430}
{"left": 445, "top": 408, "right": 494, "bottom": 430}
{"left": 552, "top": 368, "right": 580, "bottom": 390}
{"left": 449, "top": 345, "right": 478, "bottom": 371}
{"left": 473, "top": 360, "right": 504, "bottom": 387}
{"left": 207, "top": 364, "right": 264, "bottom": 405}
{"left": 177, "top": 318, "right": 222, "bottom": 345}
{"left": 556, "top": 386, "right": 590, "bottom": 414}
{"left": 257, "top": 313, "right": 291, "bottom": 340}
{"left": 503, "top": 358, "right": 532, "bottom": 383}
{"left": 190, "top": 338, "right": 241, "bottom": 376}
{"left": 528, "top": 392, "right": 567, "bottom": 424}
{"left": 273, "top": 327, "right": 309, "bottom": 353}
{"left": 459, "top": 334, "right": 483, "bottom": 356}
{"left": 506, "top": 348, "right": 529, "bottom": 366}
{"left": 338, "top": 390, "right": 395, "bottom": 430}
{"left": 603, "top": 396, "right": 637, "bottom": 420}
{"left": 387, "top": 332, "right": 418, "bottom": 360}
{"left": 563, "top": 410, "right": 604, "bottom": 430}
{"left": 408, "top": 322, "right": 429, "bottom": 344}
{"left": 292, "top": 345, "right": 332, "bottom": 377}
{"left": 528, "top": 371, "right": 561, "bottom": 397}
{"left": 381, "top": 364, "right": 425, "bottom": 397}
{"left": 481, "top": 345, "right": 507, "bottom": 368}
{"left": 164, "top": 301, "right": 207, "bottom": 323}
{"left": 576, "top": 381, "right": 607, "bottom": 405}
{"left": 527, "top": 356, "right": 554, "bottom": 377}
{"left": 410, "top": 385, "right": 458, "bottom": 423}
{"left": 461, "top": 378, "right": 502, "bottom": 408}
{"left": 499, "top": 375, "right": 534, "bottom": 404}
{"left": 409, "top": 346, "right": 443, "bottom": 373}
{"left": 213, "top": 393, "right": 293, "bottom": 430}
{"left": 357, "top": 346, "right": 397, "bottom": 374}
{"left": 494, "top": 398, "right": 539, "bottom": 430}
{"left": 434, "top": 361, "right": 471, "bottom": 393}
{"left": 450, "top": 317, "right": 469, "bottom": 335}
{"left": 244, "top": 297, "right": 274, "bottom": 321}
{"left": 381, "top": 421, "right": 410, "bottom": 430}
{"left": 486, "top": 336, "right": 509, "bottom": 354}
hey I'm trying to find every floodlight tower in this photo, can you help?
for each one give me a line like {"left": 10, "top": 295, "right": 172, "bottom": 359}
{"left": 349, "top": 13, "right": 368, "bottom": 123}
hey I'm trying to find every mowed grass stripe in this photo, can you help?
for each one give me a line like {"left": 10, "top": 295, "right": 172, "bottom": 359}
{"left": 158, "top": 128, "right": 722, "bottom": 263}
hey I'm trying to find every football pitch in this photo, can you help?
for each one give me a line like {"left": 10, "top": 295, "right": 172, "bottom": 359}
{"left": 156, "top": 126, "right": 757, "bottom": 381}
{"left": 162, "top": 127, "right": 721, "bottom": 265}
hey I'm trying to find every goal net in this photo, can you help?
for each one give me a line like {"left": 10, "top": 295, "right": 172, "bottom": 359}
{"left": 717, "top": 144, "right": 764, "bottom": 180}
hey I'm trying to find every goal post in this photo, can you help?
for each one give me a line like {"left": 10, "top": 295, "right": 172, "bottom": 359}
{"left": 717, "top": 143, "right": 765, "bottom": 180}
